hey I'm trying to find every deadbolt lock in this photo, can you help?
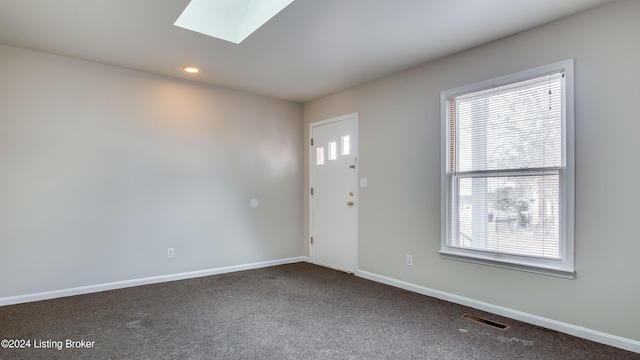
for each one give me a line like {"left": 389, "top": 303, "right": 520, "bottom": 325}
{"left": 349, "top": 192, "right": 354, "bottom": 197}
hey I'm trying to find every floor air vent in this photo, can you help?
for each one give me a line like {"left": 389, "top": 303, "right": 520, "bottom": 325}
{"left": 461, "top": 313, "right": 510, "bottom": 330}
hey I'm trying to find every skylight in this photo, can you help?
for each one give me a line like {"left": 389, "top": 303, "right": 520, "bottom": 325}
{"left": 174, "top": 0, "right": 295, "bottom": 44}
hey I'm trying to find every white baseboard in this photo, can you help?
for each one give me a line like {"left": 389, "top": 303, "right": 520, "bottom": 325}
{"left": 0, "top": 257, "right": 305, "bottom": 307}
{"left": 355, "top": 269, "right": 640, "bottom": 354}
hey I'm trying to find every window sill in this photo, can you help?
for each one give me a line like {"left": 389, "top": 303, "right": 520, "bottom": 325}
{"left": 439, "top": 249, "right": 575, "bottom": 279}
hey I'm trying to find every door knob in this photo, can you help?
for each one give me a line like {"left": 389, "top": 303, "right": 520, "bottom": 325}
{"left": 347, "top": 201, "right": 354, "bottom": 207}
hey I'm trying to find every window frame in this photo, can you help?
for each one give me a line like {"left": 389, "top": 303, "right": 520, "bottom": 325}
{"left": 440, "top": 59, "right": 575, "bottom": 279}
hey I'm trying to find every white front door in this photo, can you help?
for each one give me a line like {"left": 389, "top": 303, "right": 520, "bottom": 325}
{"left": 310, "top": 114, "right": 358, "bottom": 272}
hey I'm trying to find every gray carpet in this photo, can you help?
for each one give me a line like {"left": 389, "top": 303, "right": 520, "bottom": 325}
{"left": 0, "top": 262, "right": 638, "bottom": 359}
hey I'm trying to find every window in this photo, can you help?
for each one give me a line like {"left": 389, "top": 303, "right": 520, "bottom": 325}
{"left": 316, "top": 147, "right": 325, "bottom": 165}
{"left": 440, "top": 60, "right": 575, "bottom": 278}
{"left": 341, "top": 135, "right": 351, "bottom": 155}
{"left": 328, "top": 141, "right": 337, "bottom": 160}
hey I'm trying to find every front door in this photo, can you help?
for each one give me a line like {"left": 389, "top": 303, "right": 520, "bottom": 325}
{"left": 310, "top": 113, "right": 358, "bottom": 272}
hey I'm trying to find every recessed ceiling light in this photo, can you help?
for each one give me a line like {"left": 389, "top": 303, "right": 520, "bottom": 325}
{"left": 182, "top": 66, "right": 200, "bottom": 74}
{"left": 174, "top": 0, "right": 295, "bottom": 44}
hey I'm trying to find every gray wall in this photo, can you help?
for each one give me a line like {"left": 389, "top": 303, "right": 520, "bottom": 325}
{"left": 0, "top": 44, "right": 303, "bottom": 298}
{"left": 304, "top": 0, "right": 640, "bottom": 342}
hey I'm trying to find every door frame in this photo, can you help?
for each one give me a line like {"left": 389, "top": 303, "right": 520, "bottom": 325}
{"left": 308, "top": 112, "right": 359, "bottom": 273}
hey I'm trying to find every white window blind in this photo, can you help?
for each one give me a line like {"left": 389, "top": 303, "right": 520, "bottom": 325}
{"left": 441, "top": 60, "right": 574, "bottom": 278}
{"left": 455, "top": 74, "right": 563, "bottom": 173}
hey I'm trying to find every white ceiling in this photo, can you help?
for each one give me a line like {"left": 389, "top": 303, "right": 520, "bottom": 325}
{"left": 0, "top": 0, "right": 613, "bottom": 103}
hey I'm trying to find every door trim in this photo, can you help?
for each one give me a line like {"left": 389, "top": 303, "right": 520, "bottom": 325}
{"left": 309, "top": 112, "right": 358, "bottom": 273}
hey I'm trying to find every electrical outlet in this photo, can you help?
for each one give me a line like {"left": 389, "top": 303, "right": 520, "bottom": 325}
{"left": 168, "top": 248, "right": 175, "bottom": 259}
{"left": 406, "top": 255, "right": 413, "bottom": 266}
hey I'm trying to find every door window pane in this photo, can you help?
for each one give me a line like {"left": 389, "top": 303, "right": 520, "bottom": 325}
{"left": 316, "top": 147, "right": 325, "bottom": 165}
{"left": 341, "top": 136, "right": 351, "bottom": 155}
{"left": 328, "top": 142, "right": 337, "bottom": 160}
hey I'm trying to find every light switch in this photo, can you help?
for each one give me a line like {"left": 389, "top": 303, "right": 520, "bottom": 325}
{"left": 359, "top": 178, "right": 368, "bottom": 187}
